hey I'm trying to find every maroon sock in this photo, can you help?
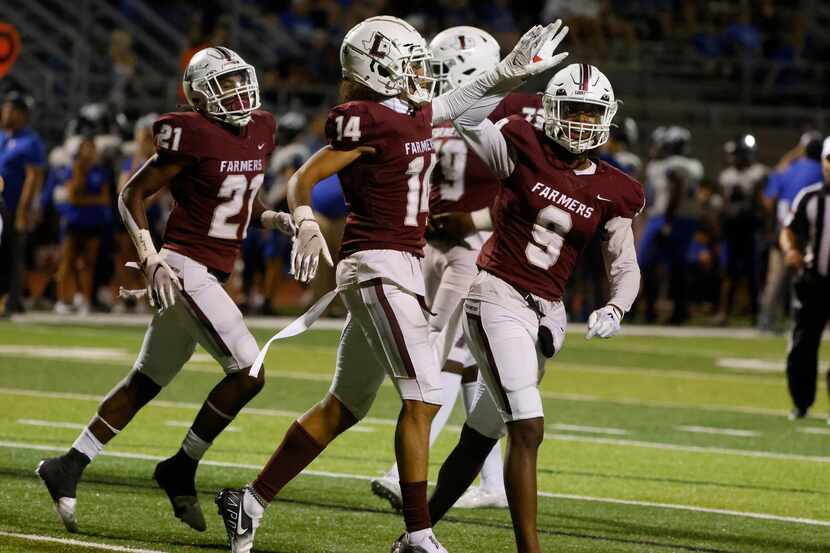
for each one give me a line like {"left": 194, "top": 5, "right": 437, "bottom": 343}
{"left": 400, "top": 480, "right": 431, "bottom": 532}
{"left": 252, "top": 421, "right": 324, "bottom": 503}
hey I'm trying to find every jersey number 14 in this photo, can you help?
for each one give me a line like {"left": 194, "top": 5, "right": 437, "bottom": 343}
{"left": 405, "top": 153, "right": 437, "bottom": 227}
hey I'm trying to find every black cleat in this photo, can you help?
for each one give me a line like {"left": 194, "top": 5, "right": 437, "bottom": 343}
{"left": 36, "top": 455, "right": 84, "bottom": 532}
{"left": 153, "top": 454, "right": 206, "bottom": 532}
{"left": 216, "top": 486, "right": 262, "bottom": 553}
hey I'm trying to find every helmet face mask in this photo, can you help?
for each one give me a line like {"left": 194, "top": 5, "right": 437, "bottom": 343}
{"left": 184, "top": 48, "right": 260, "bottom": 127}
{"left": 543, "top": 64, "right": 618, "bottom": 154}
{"left": 340, "top": 17, "right": 436, "bottom": 106}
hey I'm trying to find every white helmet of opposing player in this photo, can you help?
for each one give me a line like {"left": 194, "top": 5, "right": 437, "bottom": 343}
{"left": 542, "top": 63, "right": 618, "bottom": 153}
{"left": 340, "top": 16, "right": 436, "bottom": 105}
{"left": 183, "top": 47, "right": 260, "bottom": 127}
{"left": 429, "top": 26, "right": 500, "bottom": 95}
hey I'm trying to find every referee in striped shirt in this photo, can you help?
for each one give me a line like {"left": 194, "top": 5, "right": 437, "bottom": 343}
{"left": 780, "top": 137, "right": 830, "bottom": 420}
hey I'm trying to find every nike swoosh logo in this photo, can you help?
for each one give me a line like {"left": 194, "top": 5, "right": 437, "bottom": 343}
{"left": 257, "top": 143, "right": 265, "bottom": 150}
{"left": 236, "top": 503, "right": 248, "bottom": 535}
{"left": 596, "top": 194, "right": 613, "bottom": 202}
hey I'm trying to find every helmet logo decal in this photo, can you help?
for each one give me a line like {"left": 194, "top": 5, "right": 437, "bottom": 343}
{"left": 453, "top": 34, "right": 474, "bottom": 50}
{"left": 580, "top": 63, "right": 591, "bottom": 92}
{"left": 366, "top": 32, "right": 392, "bottom": 59}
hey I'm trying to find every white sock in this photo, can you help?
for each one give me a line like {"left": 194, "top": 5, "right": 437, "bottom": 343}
{"left": 181, "top": 428, "right": 211, "bottom": 461}
{"left": 479, "top": 440, "right": 505, "bottom": 493}
{"left": 245, "top": 485, "right": 266, "bottom": 518}
{"left": 71, "top": 428, "right": 104, "bottom": 462}
{"left": 461, "top": 381, "right": 478, "bottom": 414}
{"left": 429, "top": 372, "right": 462, "bottom": 447}
{"left": 408, "top": 527, "right": 435, "bottom": 544}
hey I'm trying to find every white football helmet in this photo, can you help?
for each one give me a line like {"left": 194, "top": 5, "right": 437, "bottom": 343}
{"left": 340, "top": 16, "right": 436, "bottom": 105}
{"left": 183, "top": 47, "right": 260, "bottom": 127}
{"left": 542, "top": 63, "right": 618, "bottom": 153}
{"left": 429, "top": 26, "right": 500, "bottom": 95}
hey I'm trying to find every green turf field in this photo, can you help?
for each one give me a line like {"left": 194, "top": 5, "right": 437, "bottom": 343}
{"left": 0, "top": 320, "right": 828, "bottom": 552}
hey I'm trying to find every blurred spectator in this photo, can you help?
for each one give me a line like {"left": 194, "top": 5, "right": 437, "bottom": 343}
{"left": 178, "top": 16, "right": 209, "bottom": 102}
{"left": 0, "top": 91, "right": 46, "bottom": 317}
{"left": 53, "top": 136, "right": 114, "bottom": 315}
{"left": 713, "top": 134, "right": 768, "bottom": 326}
{"left": 721, "top": 5, "right": 763, "bottom": 57}
{"left": 686, "top": 178, "right": 723, "bottom": 313}
{"left": 480, "top": 0, "right": 518, "bottom": 34}
{"left": 543, "top": 0, "right": 606, "bottom": 56}
{"left": 599, "top": 117, "right": 642, "bottom": 179}
{"left": 0, "top": 176, "right": 6, "bottom": 246}
{"left": 639, "top": 126, "right": 704, "bottom": 324}
{"left": 758, "top": 132, "right": 823, "bottom": 331}
{"left": 109, "top": 30, "right": 138, "bottom": 113}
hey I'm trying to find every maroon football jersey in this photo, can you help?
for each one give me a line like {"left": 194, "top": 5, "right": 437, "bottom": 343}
{"left": 429, "top": 92, "right": 544, "bottom": 215}
{"left": 154, "top": 110, "right": 276, "bottom": 274}
{"left": 326, "top": 100, "right": 435, "bottom": 259}
{"left": 478, "top": 116, "right": 644, "bottom": 301}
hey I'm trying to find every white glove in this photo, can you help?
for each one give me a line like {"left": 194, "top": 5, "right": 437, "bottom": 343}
{"left": 495, "top": 20, "right": 569, "bottom": 82}
{"left": 586, "top": 305, "right": 622, "bottom": 340}
{"left": 261, "top": 210, "right": 295, "bottom": 236}
{"left": 290, "top": 206, "right": 334, "bottom": 283}
{"left": 142, "top": 253, "right": 181, "bottom": 310}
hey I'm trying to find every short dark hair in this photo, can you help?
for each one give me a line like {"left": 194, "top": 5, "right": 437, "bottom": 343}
{"left": 339, "top": 79, "right": 389, "bottom": 104}
{"left": 805, "top": 137, "right": 823, "bottom": 161}
{"left": 3, "top": 91, "right": 35, "bottom": 113}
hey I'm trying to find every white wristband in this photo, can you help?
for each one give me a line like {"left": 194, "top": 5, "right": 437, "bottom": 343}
{"left": 134, "top": 229, "right": 158, "bottom": 265}
{"left": 471, "top": 208, "right": 492, "bottom": 231}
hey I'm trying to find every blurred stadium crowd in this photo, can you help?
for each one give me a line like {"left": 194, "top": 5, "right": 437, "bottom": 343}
{"left": 2, "top": 0, "right": 828, "bottom": 328}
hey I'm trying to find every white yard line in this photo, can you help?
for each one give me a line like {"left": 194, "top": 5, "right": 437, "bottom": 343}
{"left": 0, "top": 530, "right": 167, "bottom": 553}
{"left": 540, "top": 390, "right": 820, "bottom": 420}
{"left": 0, "top": 345, "right": 129, "bottom": 361}
{"left": 349, "top": 426, "right": 377, "bottom": 433}
{"left": 164, "top": 420, "right": 239, "bottom": 433}
{"left": 1, "top": 439, "right": 828, "bottom": 528}
{"left": 2, "top": 386, "right": 826, "bottom": 464}
{"left": 547, "top": 433, "right": 830, "bottom": 463}
{"left": 797, "top": 427, "right": 830, "bottom": 435}
{"left": 717, "top": 357, "right": 783, "bottom": 373}
{"left": 1, "top": 343, "right": 784, "bottom": 389}
{"left": 556, "top": 363, "right": 781, "bottom": 385}
{"left": 13, "top": 312, "right": 823, "bottom": 339}
{"left": 547, "top": 423, "right": 629, "bottom": 436}
{"left": 17, "top": 418, "right": 86, "bottom": 430}
{"left": 539, "top": 493, "right": 830, "bottom": 527}
{"left": 676, "top": 425, "right": 760, "bottom": 438}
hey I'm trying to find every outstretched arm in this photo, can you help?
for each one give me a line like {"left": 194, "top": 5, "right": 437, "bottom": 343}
{"left": 432, "top": 21, "right": 568, "bottom": 125}
{"left": 455, "top": 118, "right": 516, "bottom": 179}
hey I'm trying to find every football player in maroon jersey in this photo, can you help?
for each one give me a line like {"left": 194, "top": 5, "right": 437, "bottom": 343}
{"left": 391, "top": 64, "right": 644, "bottom": 553}
{"left": 215, "top": 16, "right": 569, "bottom": 553}
{"left": 36, "top": 47, "right": 293, "bottom": 534}
{"left": 371, "top": 25, "right": 549, "bottom": 512}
